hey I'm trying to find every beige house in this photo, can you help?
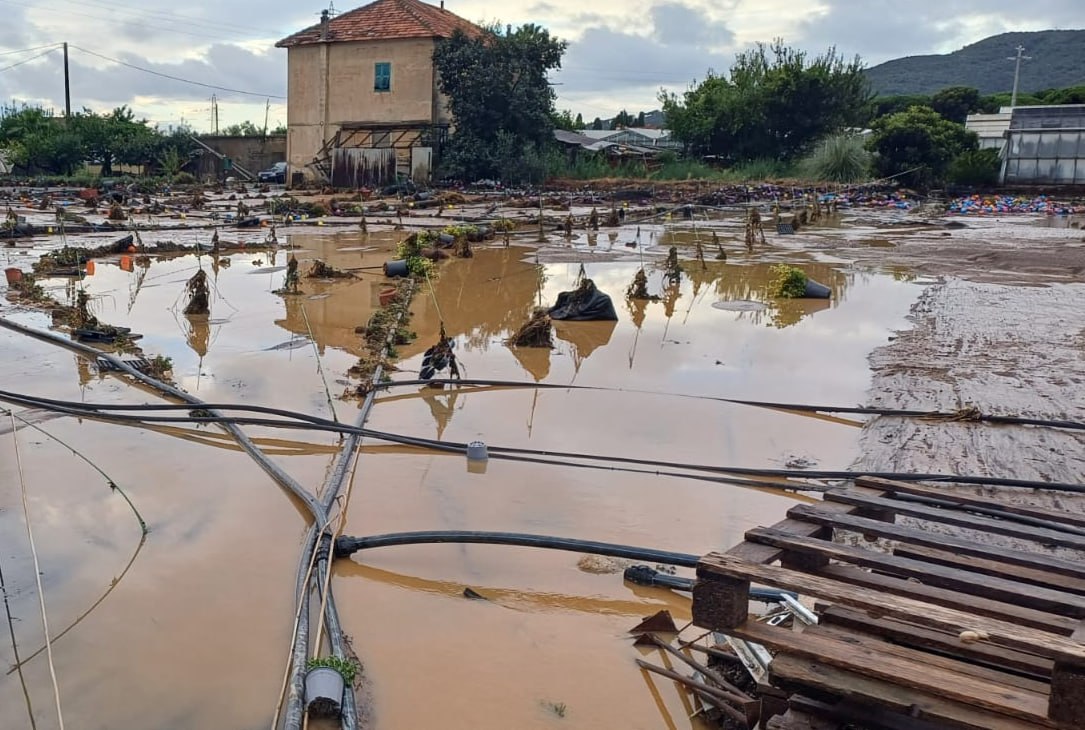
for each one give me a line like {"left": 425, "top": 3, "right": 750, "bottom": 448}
{"left": 276, "top": 0, "right": 480, "bottom": 186}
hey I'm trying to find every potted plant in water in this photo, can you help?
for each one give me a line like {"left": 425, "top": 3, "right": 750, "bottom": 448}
{"left": 304, "top": 655, "right": 359, "bottom": 718}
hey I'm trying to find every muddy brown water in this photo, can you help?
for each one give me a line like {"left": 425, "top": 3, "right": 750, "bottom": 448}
{"left": 1, "top": 225, "right": 923, "bottom": 729}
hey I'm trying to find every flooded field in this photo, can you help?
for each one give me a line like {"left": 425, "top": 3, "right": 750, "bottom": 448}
{"left": 2, "top": 191, "right": 1082, "bottom": 729}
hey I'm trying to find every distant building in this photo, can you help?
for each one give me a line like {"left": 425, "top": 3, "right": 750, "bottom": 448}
{"left": 276, "top": 0, "right": 481, "bottom": 186}
{"left": 578, "top": 128, "right": 680, "bottom": 149}
{"left": 1000, "top": 105, "right": 1085, "bottom": 185}
{"left": 965, "top": 112, "right": 1012, "bottom": 153}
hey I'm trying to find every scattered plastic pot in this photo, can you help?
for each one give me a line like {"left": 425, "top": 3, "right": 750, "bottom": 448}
{"left": 5, "top": 267, "right": 23, "bottom": 285}
{"left": 304, "top": 667, "right": 344, "bottom": 718}
{"left": 379, "top": 287, "right": 397, "bottom": 306}
{"left": 437, "top": 233, "right": 455, "bottom": 248}
{"left": 803, "top": 279, "right": 831, "bottom": 299}
{"left": 466, "top": 441, "right": 489, "bottom": 461}
{"left": 383, "top": 260, "right": 409, "bottom": 277}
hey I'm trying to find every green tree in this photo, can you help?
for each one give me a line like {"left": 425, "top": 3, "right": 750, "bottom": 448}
{"left": 0, "top": 107, "right": 84, "bottom": 174}
{"left": 635, "top": 111, "right": 646, "bottom": 126}
{"left": 613, "top": 109, "right": 634, "bottom": 127}
{"left": 221, "top": 120, "right": 264, "bottom": 136}
{"left": 662, "top": 40, "right": 869, "bottom": 162}
{"left": 551, "top": 109, "right": 577, "bottom": 131}
{"left": 74, "top": 106, "right": 159, "bottom": 175}
{"left": 867, "top": 105, "right": 978, "bottom": 187}
{"left": 590, "top": 117, "right": 603, "bottom": 130}
{"left": 574, "top": 113, "right": 584, "bottom": 129}
{"left": 434, "top": 23, "right": 567, "bottom": 182}
{"left": 930, "top": 86, "right": 982, "bottom": 123}
{"left": 870, "top": 94, "right": 931, "bottom": 120}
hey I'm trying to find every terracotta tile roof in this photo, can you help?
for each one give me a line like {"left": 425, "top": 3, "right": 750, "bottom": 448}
{"left": 276, "top": 0, "right": 482, "bottom": 47}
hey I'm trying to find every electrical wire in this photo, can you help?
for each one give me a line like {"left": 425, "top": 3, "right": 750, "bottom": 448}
{"left": 0, "top": 46, "right": 61, "bottom": 73}
{"left": 69, "top": 45, "right": 285, "bottom": 99}
{"left": 2, "top": 389, "right": 1083, "bottom": 495}
{"left": 9, "top": 414, "right": 65, "bottom": 730}
{"left": 0, "top": 42, "right": 63, "bottom": 57}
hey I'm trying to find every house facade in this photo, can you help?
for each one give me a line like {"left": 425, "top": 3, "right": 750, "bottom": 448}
{"left": 276, "top": 0, "right": 480, "bottom": 186}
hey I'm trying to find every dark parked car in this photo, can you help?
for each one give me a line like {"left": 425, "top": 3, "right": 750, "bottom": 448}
{"left": 258, "top": 162, "right": 287, "bottom": 184}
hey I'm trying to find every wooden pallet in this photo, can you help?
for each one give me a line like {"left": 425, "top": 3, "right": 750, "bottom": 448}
{"left": 693, "top": 476, "right": 1085, "bottom": 730}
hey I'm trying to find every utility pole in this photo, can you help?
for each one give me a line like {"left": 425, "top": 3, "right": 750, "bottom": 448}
{"left": 63, "top": 42, "right": 71, "bottom": 119}
{"left": 1008, "top": 45, "right": 1032, "bottom": 108}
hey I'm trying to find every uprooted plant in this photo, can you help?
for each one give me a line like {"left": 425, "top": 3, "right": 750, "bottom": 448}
{"left": 183, "top": 269, "right": 210, "bottom": 315}
{"left": 508, "top": 308, "right": 553, "bottom": 348}
{"left": 770, "top": 264, "right": 808, "bottom": 298}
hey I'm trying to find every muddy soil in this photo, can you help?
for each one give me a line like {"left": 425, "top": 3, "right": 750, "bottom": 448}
{"left": 1, "top": 184, "right": 1083, "bottom": 729}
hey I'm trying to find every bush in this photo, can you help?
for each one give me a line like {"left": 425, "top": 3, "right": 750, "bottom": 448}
{"left": 800, "top": 133, "right": 871, "bottom": 183}
{"left": 947, "top": 148, "right": 1001, "bottom": 187}
{"left": 770, "top": 264, "right": 808, "bottom": 298}
{"left": 172, "top": 172, "right": 197, "bottom": 185}
{"left": 722, "top": 158, "right": 792, "bottom": 181}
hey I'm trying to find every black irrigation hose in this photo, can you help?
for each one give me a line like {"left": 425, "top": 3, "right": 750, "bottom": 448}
{"left": 382, "top": 379, "right": 1085, "bottom": 432}
{"left": 335, "top": 531, "right": 702, "bottom": 567}
{"left": 4, "top": 388, "right": 1085, "bottom": 494}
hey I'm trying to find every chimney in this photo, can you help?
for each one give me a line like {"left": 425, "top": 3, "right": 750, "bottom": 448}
{"left": 440, "top": 0, "right": 444, "bottom": 7}
{"left": 320, "top": 9, "right": 330, "bottom": 40}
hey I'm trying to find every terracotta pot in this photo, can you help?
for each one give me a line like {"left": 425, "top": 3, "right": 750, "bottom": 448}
{"left": 5, "top": 267, "right": 23, "bottom": 285}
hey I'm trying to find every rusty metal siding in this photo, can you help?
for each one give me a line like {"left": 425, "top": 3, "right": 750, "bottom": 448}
{"left": 331, "top": 147, "right": 396, "bottom": 187}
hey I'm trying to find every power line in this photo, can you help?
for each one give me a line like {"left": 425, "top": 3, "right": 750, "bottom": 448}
{"left": 69, "top": 45, "right": 285, "bottom": 99}
{"left": 0, "top": 0, "right": 271, "bottom": 45}
{"left": 0, "top": 46, "right": 61, "bottom": 73}
{"left": 0, "top": 43, "right": 62, "bottom": 57}
{"left": 53, "top": 0, "right": 285, "bottom": 39}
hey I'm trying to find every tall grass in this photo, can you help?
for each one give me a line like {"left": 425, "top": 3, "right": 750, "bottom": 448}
{"left": 799, "top": 134, "right": 871, "bottom": 183}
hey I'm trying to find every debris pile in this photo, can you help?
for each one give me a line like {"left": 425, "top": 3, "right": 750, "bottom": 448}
{"left": 183, "top": 270, "right": 211, "bottom": 315}
{"left": 508, "top": 308, "right": 554, "bottom": 348}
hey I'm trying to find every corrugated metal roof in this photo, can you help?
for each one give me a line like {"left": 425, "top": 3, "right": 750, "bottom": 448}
{"left": 276, "top": 0, "right": 482, "bottom": 47}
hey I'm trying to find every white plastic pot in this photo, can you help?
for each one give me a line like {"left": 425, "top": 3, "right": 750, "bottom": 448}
{"left": 304, "top": 666, "right": 345, "bottom": 718}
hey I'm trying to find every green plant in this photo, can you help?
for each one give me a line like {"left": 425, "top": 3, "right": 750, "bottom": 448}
{"left": 172, "top": 171, "right": 197, "bottom": 185}
{"left": 800, "top": 133, "right": 871, "bottom": 182}
{"left": 147, "top": 355, "right": 173, "bottom": 378}
{"left": 770, "top": 264, "right": 808, "bottom": 298}
{"left": 306, "top": 655, "right": 359, "bottom": 683}
{"left": 947, "top": 148, "right": 1001, "bottom": 186}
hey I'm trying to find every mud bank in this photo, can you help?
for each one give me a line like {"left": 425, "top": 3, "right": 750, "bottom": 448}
{"left": 856, "top": 278, "right": 1085, "bottom": 507}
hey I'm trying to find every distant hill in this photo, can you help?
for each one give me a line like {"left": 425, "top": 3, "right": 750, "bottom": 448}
{"left": 865, "top": 30, "right": 1085, "bottom": 96}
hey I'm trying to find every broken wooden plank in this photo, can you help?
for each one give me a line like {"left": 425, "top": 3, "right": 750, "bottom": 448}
{"left": 787, "top": 504, "right": 1085, "bottom": 579}
{"left": 814, "top": 563, "right": 1077, "bottom": 634}
{"left": 746, "top": 527, "right": 1085, "bottom": 617}
{"left": 696, "top": 553, "right": 1085, "bottom": 664}
{"left": 824, "top": 487, "right": 1085, "bottom": 552}
{"left": 816, "top": 605, "right": 1053, "bottom": 679}
{"left": 770, "top": 654, "right": 1055, "bottom": 730}
{"left": 732, "top": 620, "right": 1051, "bottom": 723}
{"left": 893, "top": 544, "right": 1085, "bottom": 597}
{"left": 855, "top": 477, "right": 1085, "bottom": 531}
{"left": 789, "top": 693, "right": 1017, "bottom": 730}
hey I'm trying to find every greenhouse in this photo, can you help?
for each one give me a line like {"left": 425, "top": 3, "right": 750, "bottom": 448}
{"left": 1001, "top": 105, "right": 1085, "bottom": 185}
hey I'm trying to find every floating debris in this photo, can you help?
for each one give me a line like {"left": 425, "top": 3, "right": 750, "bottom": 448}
{"left": 508, "top": 308, "right": 554, "bottom": 348}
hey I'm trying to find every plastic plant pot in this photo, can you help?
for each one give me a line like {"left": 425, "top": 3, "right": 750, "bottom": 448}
{"left": 803, "top": 279, "right": 831, "bottom": 298}
{"left": 304, "top": 666, "right": 345, "bottom": 718}
{"left": 383, "top": 259, "right": 409, "bottom": 277}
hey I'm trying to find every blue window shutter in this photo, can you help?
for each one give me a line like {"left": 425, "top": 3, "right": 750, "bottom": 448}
{"left": 375, "top": 62, "right": 391, "bottom": 92}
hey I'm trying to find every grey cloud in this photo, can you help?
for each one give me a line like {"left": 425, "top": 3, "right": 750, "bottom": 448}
{"left": 796, "top": 0, "right": 1085, "bottom": 64}
{"left": 650, "top": 2, "right": 734, "bottom": 48}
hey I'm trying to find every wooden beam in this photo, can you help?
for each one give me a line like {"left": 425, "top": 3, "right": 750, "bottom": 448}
{"left": 787, "top": 504, "right": 1085, "bottom": 579}
{"left": 746, "top": 527, "right": 1085, "bottom": 617}
{"left": 824, "top": 487, "right": 1085, "bottom": 552}
{"left": 815, "top": 563, "right": 1077, "bottom": 634}
{"left": 697, "top": 553, "right": 1085, "bottom": 663}
{"left": 771, "top": 657, "right": 1049, "bottom": 730}
{"left": 817, "top": 605, "right": 1053, "bottom": 679}
{"left": 855, "top": 477, "right": 1085, "bottom": 530}
{"left": 732, "top": 621, "right": 1051, "bottom": 724}
{"left": 893, "top": 544, "right": 1085, "bottom": 597}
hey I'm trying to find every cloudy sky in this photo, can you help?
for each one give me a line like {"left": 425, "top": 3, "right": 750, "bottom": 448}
{"left": 0, "top": 0, "right": 1081, "bottom": 131}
